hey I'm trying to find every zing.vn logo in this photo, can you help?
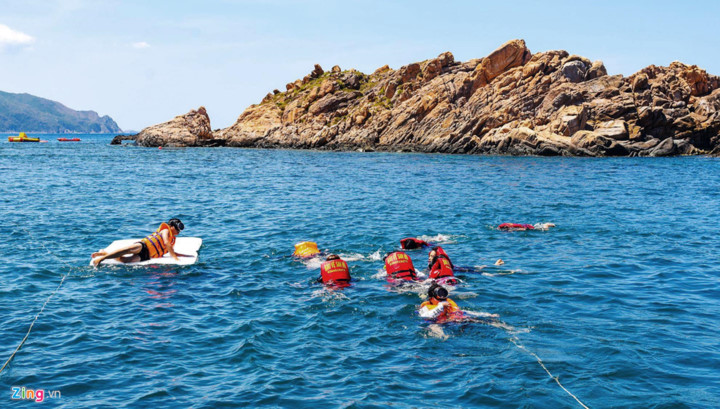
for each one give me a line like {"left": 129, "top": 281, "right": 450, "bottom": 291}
{"left": 11, "top": 386, "right": 61, "bottom": 402}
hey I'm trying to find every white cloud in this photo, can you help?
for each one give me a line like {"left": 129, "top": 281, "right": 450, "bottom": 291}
{"left": 0, "top": 24, "right": 35, "bottom": 46}
{"left": 132, "top": 41, "right": 150, "bottom": 49}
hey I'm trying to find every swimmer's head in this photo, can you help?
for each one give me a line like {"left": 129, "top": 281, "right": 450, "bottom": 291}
{"left": 168, "top": 218, "right": 184, "bottom": 233}
{"left": 428, "top": 282, "right": 448, "bottom": 301}
{"left": 326, "top": 254, "right": 340, "bottom": 261}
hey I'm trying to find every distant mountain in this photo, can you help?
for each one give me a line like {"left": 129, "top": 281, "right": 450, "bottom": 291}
{"left": 0, "top": 90, "right": 121, "bottom": 133}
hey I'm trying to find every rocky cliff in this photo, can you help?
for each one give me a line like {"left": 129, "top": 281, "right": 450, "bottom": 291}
{"left": 118, "top": 39, "right": 720, "bottom": 156}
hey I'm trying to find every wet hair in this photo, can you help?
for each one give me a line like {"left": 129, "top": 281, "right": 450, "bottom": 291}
{"left": 326, "top": 254, "right": 340, "bottom": 261}
{"left": 428, "top": 282, "right": 448, "bottom": 300}
{"left": 168, "top": 218, "right": 184, "bottom": 231}
{"left": 428, "top": 247, "right": 438, "bottom": 269}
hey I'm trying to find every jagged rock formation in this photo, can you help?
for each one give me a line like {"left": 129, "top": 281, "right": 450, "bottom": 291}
{"left": 123, "top": 40, "right": 720, "bottom": 156}
{"left": 111, "top": 106, "right": 224, "bottom": 146}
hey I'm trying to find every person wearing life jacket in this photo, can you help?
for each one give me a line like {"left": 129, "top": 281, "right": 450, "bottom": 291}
{"left": 498, "top": 223, "right": 556, "bottom": 231}
{"left": 317, "top": 254, "right": 351, "bottom": 287}
{"left": 383, "top": 251, "right": 418, "bottom": 281}
{"left": 91, "top": 218, "right": 187, "bottom": 266}
{"left": 418, "top": 283, "right": 464, "bottom": 323}
{"left": 427, "top": 246, "right": 456, "bottom": 284}
{"left": 400, "top": 237, "right": 429, "bottom": 250}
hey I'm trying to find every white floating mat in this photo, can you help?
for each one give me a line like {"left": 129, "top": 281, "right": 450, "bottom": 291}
{"left": 91, "top": 237, "right": 202, "bottom": 266}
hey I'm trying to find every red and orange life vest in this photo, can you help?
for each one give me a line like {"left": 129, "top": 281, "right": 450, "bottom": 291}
{"left": 140, "top": 223, "right": 176, "bottom": 259}
{"left": 498, "top": 223, "right": 534, "bottom": 230}
{"left": 384, "top": 251, "right": 417, "bottom": 281}
{"left": 320, "top": 259, "right": 351, "bottom": 284}
{"left": 429, "top": 247, "right": 454, "bottom": 280}
{"left": 400, "top": 237, "right": 429, "bottom": 250}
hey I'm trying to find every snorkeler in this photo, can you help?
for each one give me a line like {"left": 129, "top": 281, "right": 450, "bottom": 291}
{"left": 418, "top": 283, "right": 464, "bottom": 323}
{"left": 400, "top": 237, "right": 430, "bottom": 250}
{"left": 383, "top": 251, "right": 418, "bottom": 281}
{"left": 317, "top": 254, "right": 351, "bottom": 287}
{"left": 91, "top": 218, "right": 188, "bottom": 266}
{"left": 498, "top": 223, "right": 555, "bottom": 231}
{"left": 427, "top": 246, "right": 457, "bottom": 284}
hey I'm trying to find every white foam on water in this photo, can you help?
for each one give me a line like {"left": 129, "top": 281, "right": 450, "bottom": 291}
{"left": 311, "top": 287, "right": 349, "bottom": 301}
{"left": 416, "top": 233, "right": 461, "bottom": 244}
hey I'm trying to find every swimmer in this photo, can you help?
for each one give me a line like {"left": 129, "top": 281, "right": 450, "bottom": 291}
{"left": 383, "top": 251, "right": 418, "bottom": 281}
{"left": 418, "top": 283, "right": 464, "bottom": 323}
{"left": 498, "top": 222, "right": 555, "bottom": 231}
{"left": 427, "top": 246, "right": 457, "bottom": 285}
{"left": 317, "top": 254, "right": 351, "bottom": 287}
{"left": 91, "top": 218, "right": 189, "bottom": 266}
{"left": 400, "top": 237, "right": 430, "bottom": 250}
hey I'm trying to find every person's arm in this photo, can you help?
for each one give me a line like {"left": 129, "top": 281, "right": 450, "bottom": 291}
{"left": 162, "top": 230, "right": 180, "bottom": 261}
{"left": 418, "top": 303, "right": 445, "bottom": 319}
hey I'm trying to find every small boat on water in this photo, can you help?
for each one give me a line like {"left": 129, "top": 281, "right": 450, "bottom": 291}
{"left": 8, "top": 132, "right": 40, "bottom": 142}
{"left": 58, "top": 137, "right": 81, "bottom": 142}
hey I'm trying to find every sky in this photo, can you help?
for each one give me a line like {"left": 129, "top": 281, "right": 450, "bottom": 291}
{"left": 1, "top": 0, "right": 718, "bottom": 131}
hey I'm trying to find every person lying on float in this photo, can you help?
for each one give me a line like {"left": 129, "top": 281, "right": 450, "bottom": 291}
{"left": 91, "top": 218, "right": 191, "bottom": 266}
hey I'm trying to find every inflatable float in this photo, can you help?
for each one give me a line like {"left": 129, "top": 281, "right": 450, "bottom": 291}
{"left": 8, "top": 132, "right": 40, "bottom": 142}
{"left": 91, "top": 237, "right": 203, "bottom": 266}
{"left": 293, "top": 241, "right": 320, "bottom": 258}
{"left": 57, "top": 137, "right": 81, "bottom": 142}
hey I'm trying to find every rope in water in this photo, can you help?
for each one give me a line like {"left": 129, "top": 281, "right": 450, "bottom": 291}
{"left": 0, "top": 225, "right": 74, "bottom": 376}
{"left": 0, "top": 274, "right": 67, "bottom": 374}
{"left": 509, "top": 337, "right": 590, "bottom": 409}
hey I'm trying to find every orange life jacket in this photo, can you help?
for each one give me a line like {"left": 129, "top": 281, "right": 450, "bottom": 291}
{"left": 320, "top": 259, "right": 351, "bottom": 284}
{"left": 384, "top": 251, "right": 417, "bottom": 281}
{"left": 141, "top": 223, "right": 175, "bottom": 259}
{"left": 429, "top": 247, "right": 454, "bottom": 279}
{"left": 420, "top": 298, "right": 463, "bottom": 322}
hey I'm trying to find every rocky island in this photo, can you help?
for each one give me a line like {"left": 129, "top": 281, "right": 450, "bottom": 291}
{"left": 113, "top": 39, "right": 720, "bottom": 156}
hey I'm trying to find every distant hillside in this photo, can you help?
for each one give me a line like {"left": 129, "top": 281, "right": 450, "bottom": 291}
{"left": 0, "top": 91, "right": 121, "bottom": 133}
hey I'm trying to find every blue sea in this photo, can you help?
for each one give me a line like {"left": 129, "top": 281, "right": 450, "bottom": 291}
{"left": 1, "top": 134, "right": 719, "bottom": 408}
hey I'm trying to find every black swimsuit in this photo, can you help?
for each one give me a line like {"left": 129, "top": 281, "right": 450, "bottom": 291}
{"left": 137, "top": 242, "right": 151, "bottom": 261}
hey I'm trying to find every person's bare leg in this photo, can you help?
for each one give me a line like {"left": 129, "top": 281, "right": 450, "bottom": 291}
{"left": 118, "top": 254, "right": 141, "bottom": 263}
{"left": 91, "top": 249, "right": 108, "bottom": 258}
{"left": 93, "top": 243, "right": 142, "bottom": 266}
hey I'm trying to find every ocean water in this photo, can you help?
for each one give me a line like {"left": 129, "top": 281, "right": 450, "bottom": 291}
{"left": 1, "top": 134, "right": 719, "bottom": 408}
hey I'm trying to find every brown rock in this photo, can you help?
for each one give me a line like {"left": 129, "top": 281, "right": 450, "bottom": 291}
{"left": 311, "top": 64, "right": 324, "bottom": 78}
{"left": 136, "top": 39, "right": 720, "bottom": 156}
{"left": 470, "top": 39, "right": 531, "bottom": 92}
{"left": 331, "top": 65, "right": 341, "bottom": 73}
{"left": 134, "top": 106, "right": 214, "bottom": 147}
{"left": 586, "top": 60, "right": 607, "bottom": 80}
{"left": 594, "top": 119, "right": 629, "bottom": 140}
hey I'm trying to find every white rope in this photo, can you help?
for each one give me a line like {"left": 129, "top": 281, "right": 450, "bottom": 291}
{"left": 0, "top": 274, "right": 67, "bottom": 374}
{"left": 510, "top": 337, "right": 590, "bottom": 409}
{"left": 1, "top": 224, "right": 73, "bottom": 375}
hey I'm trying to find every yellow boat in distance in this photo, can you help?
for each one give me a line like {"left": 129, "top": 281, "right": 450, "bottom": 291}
{"left": 8, "top": 132, "right": 40, "bottom": 142}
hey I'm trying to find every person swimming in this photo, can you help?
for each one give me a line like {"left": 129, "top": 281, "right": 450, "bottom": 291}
{"left": 427, "top": 246, "right": 457, "bottom": 285}
{"left": 498, "top": 223, "right": 556, "bottom": 231}
{"left": 400, "top": 237, "right": 430, "bottom": 250}
{"left": 91, "top": 218, "right": 189, "bottom": 266}
{"left": 418, "top": 283, "right": 464, "bottom": 323}
{"left": 383, "top": 251, "right": 418, "bottom": 281}
{"left": 317, "top": 254, "right": 351, "bottom": 287}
